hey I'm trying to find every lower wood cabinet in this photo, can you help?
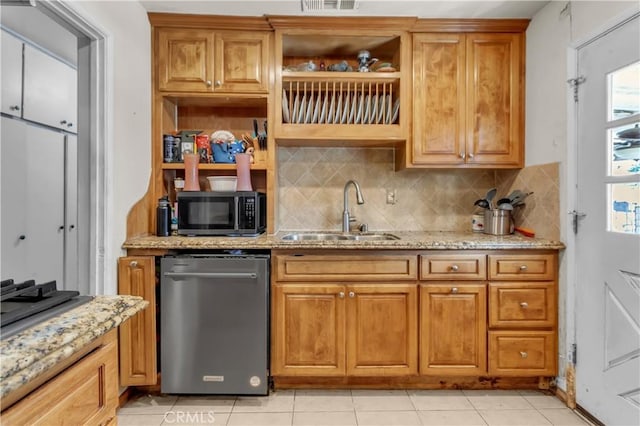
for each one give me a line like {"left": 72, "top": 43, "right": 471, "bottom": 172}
{"left": 118, "top": 256, "right": 157, "bottom": 386}
{"left": 271, "top": 282, "right": 418, "bottom": 377}
{"left": 488, "top": 330, "right": 556, "bottom": 376}
{"left": 419, "top": 284, "right": 487, "bottom": 375}
{"left": 2, "top": 330, "right": 118, "bottom": 425}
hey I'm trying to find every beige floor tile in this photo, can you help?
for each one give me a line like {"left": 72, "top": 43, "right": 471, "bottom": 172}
{"left": 293, "top": 410, "right": 357, "bottom": 426}
{"left": 523, "top": 395, "right": 567, "bottom": 410}
{"left": 294, "top": 389, "right": 354, "bottom": 412}
{"left": 118, "top": 394, "right": 178, "bottom": 414}
{"left": 172, "top": 396, "right": 236, "bottom": 413}
{"left": 117, "top": 414, "right": 166, "bottom": 426}
{"left": 478, "top": 409, "right": 551, "bottom": 425}
{"left": 227, "top": 412, "right": 293, "bottom": 426}
{"left": 356, "top": 410, "right": 421, "bottom": 426}
{"left": 418, "top": 410, "right": 487, "bottom": 426}
{"left": 463, "top": 391, "right": 534, "bottom": 410}
{"left": 408, "top": 390, "right": 474, "bottom": 410}
{"left": 538, "top": 408, "right": 589, "bottom": 425}
{"left": 233, "top": 390, "right": 295, "bottom": 413}
{"left": 351, "top": 389, "right": 415, "bottom": 411}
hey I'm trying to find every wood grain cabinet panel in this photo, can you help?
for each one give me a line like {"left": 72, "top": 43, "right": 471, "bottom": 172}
{"left": 489, "top": 282, "right": 556, "bottom": 328}
{"left": 272, "top": 284, "right": 346, "bottom": 376}
{"left": 215, "top": 31, "right": 270, "bottom": 92}
{"left": 2, "top": 330, "right": 118, "bottom": 426}
{"left": 488, "top": 253, "right": 556, "bottom": 281}
{"left": 347, "top": 284, "right": 418, "bottom": 376}
{"left": 420, "top": 253, "right": 486, "bottom": 280}
{"left": 420, "top": 284, "right": 487, "bottom": 375}
{"left": 488, "top": 330, "right": 556, "bottom": 376}
{"left": 157, "top": 28, "right": 214, "bottom": 92}
{"left": 118, "top": 256, "right": 157, "bottom": 386}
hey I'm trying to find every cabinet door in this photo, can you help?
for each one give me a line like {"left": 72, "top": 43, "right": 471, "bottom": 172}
{"left": 465, "top": 33, "right": 523, "bottom": 166}
{"left": 346, "top": 284, "right": 418, "bottom": 376}
{"left": 23, "top": 45, "right": 77, "bottom": 132}
{"left": 214, "top": 31, "right": 270, "bottom": 93}
{"left": 271, "top": 284, "right": 346, "bottom": 376}
{"left": 412, "top": 33, "right": 466, "bottom": 165}
{"left": 64, "top": 134, "right": 78, "bottom": 291}
{"left": 157, "top": 28, "right": 214, "bottom": 92}
{"left": 420, "top": 284, "right": 487, "bottom": 375}
{"left": 1, "top": 30, "right": 23, "bottom": 117}
{"left": 118, "top": 256, "right": 157, "bottom": 386}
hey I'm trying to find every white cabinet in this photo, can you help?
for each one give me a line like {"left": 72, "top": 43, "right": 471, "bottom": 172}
{"left": 64, "top": 133, "right": 78, "bottom": 290}
{"left": 1, "top": 30, "right": 23, "bottom": 117}
{"left": 23, "top": 44, "right": 77, "bottom": 133}
{"left": 1, "top": 117, "right": 66, "bottom": 284}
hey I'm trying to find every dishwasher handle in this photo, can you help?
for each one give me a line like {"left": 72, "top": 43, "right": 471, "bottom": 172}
{"left": 163, "top": 271, "right": 258, "bottom": 279}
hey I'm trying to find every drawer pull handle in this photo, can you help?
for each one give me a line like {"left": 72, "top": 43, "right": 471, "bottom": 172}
{"left": 349, "top": 291, "right": 355, "bottom": 298}
{"left": 450, "top": 264, "right": 459, "bottom": 272}
{"left": 338, "top": 291, "right": 345, "bottom": 299}
{"left": 130, "top": 260, "right": 138, "bottom": 268}
{"left": 519, "top": 265, "right": 528, "bottom": 271}
{"left": 451, "top": 287, "right": 458, "bottom": 294}
{"left": 520, "top": 351, "right": 528, "bottom": 358}
{"left": 520, "top": 302, "right": 529, "bottom": 308}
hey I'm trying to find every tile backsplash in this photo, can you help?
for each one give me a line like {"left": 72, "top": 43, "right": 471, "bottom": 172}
{"left": 277, "top": 147, "right": 561, "bottom": 239}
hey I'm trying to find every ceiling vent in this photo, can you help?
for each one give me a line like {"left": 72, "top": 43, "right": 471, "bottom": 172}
{"left": 302, "top": 0, "right": 360, "bottom": 12}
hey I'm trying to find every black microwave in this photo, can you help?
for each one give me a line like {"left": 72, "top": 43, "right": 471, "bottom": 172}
{"left": 177, "top": 191, "right": 266, "bottom": 236}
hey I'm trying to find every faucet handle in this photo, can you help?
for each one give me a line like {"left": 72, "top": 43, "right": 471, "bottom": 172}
{"left": 349, "top": 214, "right": 357, "bottom": 223}
{"left": 359, "top": 223, "right": 368, "bottom": 232}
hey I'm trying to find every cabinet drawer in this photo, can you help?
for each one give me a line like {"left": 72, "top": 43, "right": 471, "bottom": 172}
{"left": 274, "top": 254, "right": 417, "bottom": 282}
{"left": 488, "top": 254, "right": 556, "bottom": 281}
{"left": 488, "top": 331, "right": 556, "bottom": 376}
{"left": 489, "top": 283, "right": 556, "bottom": 328}
{"left": 420, "top": 254, "right": 486, "bottom": 280}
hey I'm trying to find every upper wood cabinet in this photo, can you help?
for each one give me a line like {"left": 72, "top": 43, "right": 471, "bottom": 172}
{"left": 156, "top": 28, "right": 270, "bottom": 93}
{"left": 411, "top": 32, "right": 524, "bottom": 168}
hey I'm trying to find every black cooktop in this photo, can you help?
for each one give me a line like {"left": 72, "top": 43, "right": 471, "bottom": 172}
{"left": 0, "top": 279, "right": 93, "bottom": 340}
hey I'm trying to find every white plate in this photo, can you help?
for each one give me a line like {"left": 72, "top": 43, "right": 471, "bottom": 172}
{"left": 362, "top": 94, "right": 370, "bottom": 124}
{"left": 291, "top": 92, "right": 299, "bottom": 124}
{"left": 327, "top": 90, "right": 335, "bottom": 124}
{"left": 282, "top": 90, "right": 290, "bottom": 123}
{"left": 377, "top": 94, "right": 386, "bottom": 124}
{"left": 348, "top": 92, "right": 357, "bottom": 124}
{"left": 390, "top": 98, "right": 400, "bottom": 124}
{"left": 319, "top": 93, "right": 328, "bottom": 124}
{"left": 355, "top": 93, "right": 364, "bottom": 124}
{"left": 341, "top": 90, "right": 350, "bottom": 124}
{"left": 311, "top": 91, "right": 321, "bottom": 123}
{"left": 298, "top": 94, "right": 306, "bottom": 124}
{"left": 305, "top": 91, "right": 314, "bottom": 124}
{"left": 369, "top": 94, "right": 378, "bottom": 124}
{"left": 334, "top": 91, "right": 342, "bottom": 124}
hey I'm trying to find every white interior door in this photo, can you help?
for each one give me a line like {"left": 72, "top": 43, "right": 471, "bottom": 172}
{"left": 575, "top": 15, "right": 640, "bottom": 426}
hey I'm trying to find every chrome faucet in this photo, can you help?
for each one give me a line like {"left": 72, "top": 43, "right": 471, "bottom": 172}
{"left": 342, "top": 180, "right": 365, "bottom": 232}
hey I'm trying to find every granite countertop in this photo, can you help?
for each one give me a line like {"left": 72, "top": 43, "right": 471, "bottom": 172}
{"left": 0, "top": 295, "right": 148, "bottom": 400}
{"left": 123, "top": 231, "right": 565, "bottom": 250}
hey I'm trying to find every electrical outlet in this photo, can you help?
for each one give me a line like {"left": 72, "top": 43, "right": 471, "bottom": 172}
{"left": 386, "top": 189, "right": 397, "bottom": 205}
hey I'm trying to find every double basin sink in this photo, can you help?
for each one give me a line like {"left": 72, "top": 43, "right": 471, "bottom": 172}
{"left": 281, "top": 232, "right": 400, "bottom": 241}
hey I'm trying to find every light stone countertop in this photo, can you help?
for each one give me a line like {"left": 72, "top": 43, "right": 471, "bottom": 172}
{"left": 0, "top": 295, "right": 148, "bottom": 400}
{"left": 123, "top": 231, "right": 565, "bottom": 251}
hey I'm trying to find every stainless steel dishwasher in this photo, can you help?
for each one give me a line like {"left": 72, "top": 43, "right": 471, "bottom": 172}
{"left": 161, "top": 252, "right": 269, "bottom": 395}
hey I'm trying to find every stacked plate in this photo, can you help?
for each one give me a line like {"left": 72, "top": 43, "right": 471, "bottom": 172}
{"left": 283, "top": 89, "right": 400, "bottom": 125}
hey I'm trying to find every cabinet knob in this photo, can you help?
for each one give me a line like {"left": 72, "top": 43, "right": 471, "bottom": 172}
{"left": 206, "top": 80, "right": 212, "bottom": 87}
{"left": 450, "top": 264, "right": 459, "bottom": 272}
{"left": 69, "top": 225, "right": 75, "bottom": 230}
{"left": 338, "top": 291, "right": 345, "bottom": 299}
{"left": 215, "top": 80, "right": 222, "bottom": 87}
{"left": 19, "top": 234, "right": 26, "bottom": 240}
{"left": 519, "top": 265, "right": 528, "bottom": 271}
{"left": 468, "top": 152, "right": 474, "bottom": 159}
{"left": 130, "top": 260, "right": 138, "bottom": 268}
{"left": 520, "top": 302, "right": 528, "bottom": 308}
{"left": 60, "top": 120, "right": 67, "bottom": 125}
{"left": 520, "top": 351, "right": 528, "bottom": 358}
{"left": 451, "top": 287, "right": 458, "bottom": 294}
{"left": 9, "top": 105, "right": 20, "bottom": 111}
{"left": 459, "top": 152, "right": 466, "bottom": 159}
{"left": 58, "top": 225, "right": 65, "bottom": 231}
{"left": 67, "top": 122, "right": 73, "bottom": 128}
{"left": 349, "top": 291, "right": 355, "bottom": 298}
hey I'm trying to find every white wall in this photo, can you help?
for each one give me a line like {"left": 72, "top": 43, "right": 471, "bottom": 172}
{"left": 70, "top": 1, "right": 152, "bottom": 295}
{"left": 526, "top": 0, "right": 639, "bottom": 390}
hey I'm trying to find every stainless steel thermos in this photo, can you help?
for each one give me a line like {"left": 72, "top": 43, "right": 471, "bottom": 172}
{"left": 156, "top": 196, "right": 171, "bottom": 236}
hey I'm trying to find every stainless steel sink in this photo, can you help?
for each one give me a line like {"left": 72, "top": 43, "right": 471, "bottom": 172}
{"left": 281, "top": 232, "right": 400, "bottom": 241}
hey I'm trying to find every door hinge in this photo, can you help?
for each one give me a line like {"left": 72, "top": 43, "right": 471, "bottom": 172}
{"left": 569, "top": 210, "right": 587, "bottom": 234}
{"left": 567, "top": 76, "right": 586, "bottom": 102}
{"left": 570, "top": 343, "right": 577, "bottom": 365}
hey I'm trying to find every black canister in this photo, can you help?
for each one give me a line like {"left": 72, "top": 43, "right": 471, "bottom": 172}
{"left": 156, "top": 196, "right": 171, "bottom": 236}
